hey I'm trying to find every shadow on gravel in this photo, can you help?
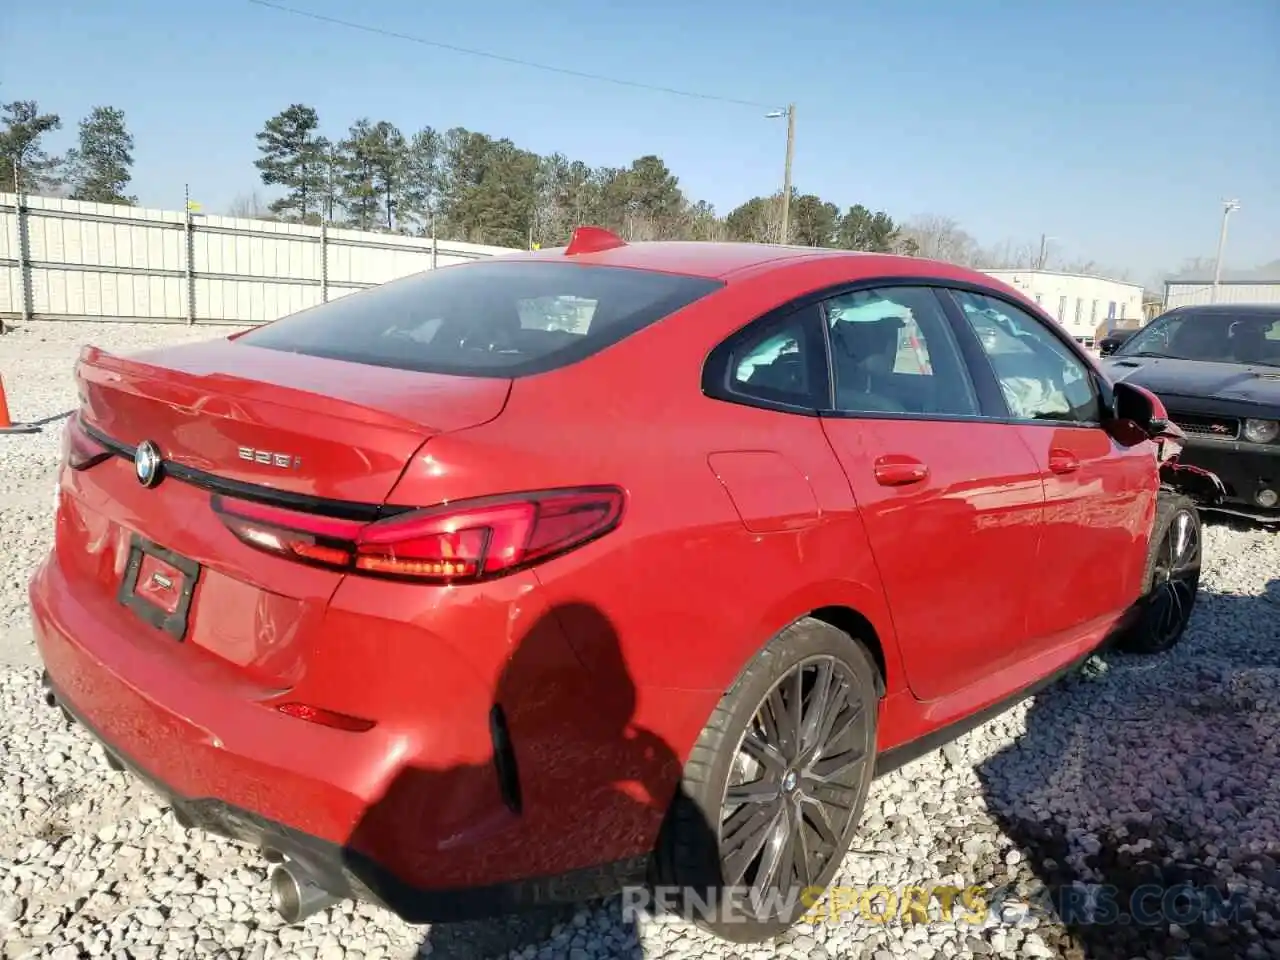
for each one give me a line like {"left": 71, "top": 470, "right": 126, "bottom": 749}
{"left": 340, "top": 602, "right": 720, "bottom": 960}
{"left": 978, "top": 578, "right": 1280, "bottom": 960}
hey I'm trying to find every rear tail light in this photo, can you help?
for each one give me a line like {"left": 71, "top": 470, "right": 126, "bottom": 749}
{"left": 212, "top": 486, "right": 625, "bottom": 584}
{"left": 64, "top": 414, "right": 110, "bottom": 470}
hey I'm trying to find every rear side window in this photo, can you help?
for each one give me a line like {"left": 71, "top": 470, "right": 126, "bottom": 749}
{"left": 239, "top": 261, "right": 723, "bottom": 377}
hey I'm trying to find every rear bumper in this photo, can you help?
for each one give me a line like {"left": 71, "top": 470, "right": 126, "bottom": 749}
{"left": 41, "top": 673, "right": 646, "bottom": 922}
{"left": 28, "top": 552, "right": 650, "bottom": 922}
{"left": 1178, "top": 437, "right": 1280, "bottom": 523}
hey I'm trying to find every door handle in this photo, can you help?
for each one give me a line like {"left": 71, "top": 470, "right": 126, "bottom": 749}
{"left": 1048, "top": 449, "right": 1080, "bottom": 475}
{"left": 874, "top": 454, "right": 929, "bottom": 487}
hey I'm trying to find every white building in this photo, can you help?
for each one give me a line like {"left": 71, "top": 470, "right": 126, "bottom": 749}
{"left": 1164, "top": 280, "right": 1280, "bottom": 309}
{"left": 983, "top": 269, "right": 1145, "bottom": 344}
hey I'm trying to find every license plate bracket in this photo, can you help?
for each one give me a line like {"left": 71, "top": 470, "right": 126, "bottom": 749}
{"left": 117, "top": 535, "right": 201, "bottom": 641}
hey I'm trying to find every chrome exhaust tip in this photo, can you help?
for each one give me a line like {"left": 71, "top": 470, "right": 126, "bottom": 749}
{"left": 269, "top": 863, "right": 339, "bottom": 924}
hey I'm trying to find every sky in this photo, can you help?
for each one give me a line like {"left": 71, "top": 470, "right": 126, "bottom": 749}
{"left": 3, "top": 0, "right": 1276, "bottom": 285}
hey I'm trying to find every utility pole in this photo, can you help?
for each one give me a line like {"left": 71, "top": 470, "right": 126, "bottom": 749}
{"left": 767, "top": 104, "right": 796, "bottom": 245}
{"left": 781, "top": 103, "right": 795, "bottom": 245}
{"left": 1036, "top": 234, "right": 1058, "bottom": 270}
{"left": 1211, "top": 199, "right": 1240, "bottom": 303}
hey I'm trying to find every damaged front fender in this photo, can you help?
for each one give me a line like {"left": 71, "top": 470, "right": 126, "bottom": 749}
{"left": 1160, "top": 459, "right": 1227, "bottom": 505}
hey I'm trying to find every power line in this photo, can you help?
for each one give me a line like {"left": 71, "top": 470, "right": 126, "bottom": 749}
{"left": 247, "top": 0, "right": 777, "bottom": 110}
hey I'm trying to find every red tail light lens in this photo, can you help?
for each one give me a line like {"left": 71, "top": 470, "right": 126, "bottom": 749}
{"left": 212, "top": 487, "right": 625, "bottom": 583}
{"left": 64, "top": 414, "right": 110, "bottom": 470}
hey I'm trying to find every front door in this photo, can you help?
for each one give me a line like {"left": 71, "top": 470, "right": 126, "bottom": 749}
{"left": 946, "top": 289, "right": 1158, "bottom": 642}
{"left": 818, "top": 285, "right": 1046, "bottom": 702}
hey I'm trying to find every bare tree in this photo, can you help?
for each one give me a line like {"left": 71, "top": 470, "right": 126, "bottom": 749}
{"left": 978, "top": 239, "right": 1040, "bottom": 270}
{"left": 897, "top": 214, "right": 982, "bottom": 266}
{"left": 226, "top": 191, "right": 273, "bottom": 221}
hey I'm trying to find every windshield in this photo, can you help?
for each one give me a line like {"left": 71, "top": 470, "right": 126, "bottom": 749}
{"left": 239, "top": 260, "right": 723, "bottom": 377}
{"left": 1115, "top": 311, "right": 1280, "bottom": 366}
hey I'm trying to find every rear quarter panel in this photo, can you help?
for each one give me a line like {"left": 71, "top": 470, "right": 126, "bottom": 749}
{"left": 382, "top": 266, "right": 910, "bottom": 749}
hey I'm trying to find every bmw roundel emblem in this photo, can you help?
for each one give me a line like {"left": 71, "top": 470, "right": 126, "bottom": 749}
{"left": 134, "top": 441, "right": 163, "bottom": 488}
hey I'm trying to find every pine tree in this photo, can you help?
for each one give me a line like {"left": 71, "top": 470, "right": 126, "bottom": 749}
{"left": 64, "top": 106, "right": 136, "bottom": 204}
{"left": 254, "top": 105, "right": 326, "bottom": 221}
{"left": 0, "top": 100, "right": 62, "bottom": 193}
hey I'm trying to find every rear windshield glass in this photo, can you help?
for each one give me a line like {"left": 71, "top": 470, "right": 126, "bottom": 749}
{"left": 238, "top": 260, "right": 723, "bottom": 377}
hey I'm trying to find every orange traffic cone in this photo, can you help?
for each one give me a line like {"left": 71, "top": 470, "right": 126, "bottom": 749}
{"left": 0, "top": 374, "right": 40, "bottom": 435}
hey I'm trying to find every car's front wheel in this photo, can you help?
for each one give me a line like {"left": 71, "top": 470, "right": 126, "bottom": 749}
{"left": 1117, "top": 492, "right": 1203, "bottom": 654}
{"left": 651, "top": 617, "right": 879, "bottom": 943}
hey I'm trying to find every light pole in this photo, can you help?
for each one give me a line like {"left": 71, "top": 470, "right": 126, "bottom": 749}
{"left": 766, "top": 104, "right": 796, "bottom": 245}
{"left": 1211, "top": 198, "right": 1240, "bottom": 303}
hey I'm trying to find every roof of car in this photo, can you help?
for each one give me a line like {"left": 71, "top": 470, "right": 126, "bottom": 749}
{"left": 509, "top": 236, "right": 990, "bottom": 284}
{"left": 1168, "top": 303, "right": 1280, "bottom": 318}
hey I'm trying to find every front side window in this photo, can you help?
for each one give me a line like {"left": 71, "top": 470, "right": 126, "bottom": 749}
{"left": 239, "top": 260, "right": 722, "bottom": 377}
{"left": 823, "top": 286, "right": 978, "bottom": 416}
{"left": 952, "top": 291, "right": 1101, "bottom": 423}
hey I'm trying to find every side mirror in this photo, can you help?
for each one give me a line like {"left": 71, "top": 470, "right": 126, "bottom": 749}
{"left": 1107, "top": 380, "right": 1178, "bottom": 447}
{"left": 1098, "top": 339, "right": 1118, "bottom": 357}
{"left": 1114, "top": 380, "right": 1167, "bottom": 430}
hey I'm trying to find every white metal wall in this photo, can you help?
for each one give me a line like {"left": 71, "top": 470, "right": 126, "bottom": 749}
{"left": 0, "top": 193, "right": 519, "bottom": 325}
{"left": 984, "top": 269, "right": 1145, "bottom": 339}
{"left": 1164, "top": 282, "right": 1280, "bottom": 309}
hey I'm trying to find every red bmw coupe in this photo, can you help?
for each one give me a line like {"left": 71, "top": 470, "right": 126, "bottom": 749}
{"left": 31, "top": 227, "right": 1214, "bottom": 942}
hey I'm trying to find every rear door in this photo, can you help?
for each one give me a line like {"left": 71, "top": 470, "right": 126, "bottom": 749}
{"left": 943, "top": 289, "right": 1157, "bottom": 640}
{"left": 817, "top": 284, "right": 1046, "bottom": 702}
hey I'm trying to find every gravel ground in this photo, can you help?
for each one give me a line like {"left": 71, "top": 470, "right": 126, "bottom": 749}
{"left": 2, "top": 320, "right": 1278, "bottom": 960}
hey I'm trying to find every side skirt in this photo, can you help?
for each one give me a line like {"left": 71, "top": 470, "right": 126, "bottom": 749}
{"left": 871, "top": 634, "right": 1119, "bottom": 778}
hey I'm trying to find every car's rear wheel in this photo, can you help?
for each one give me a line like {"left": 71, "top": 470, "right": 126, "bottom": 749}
{"left": 650, "top": 617, "right": 879, "bottom": 943}
{"left": 1117, "top": 493, "right": 1202, "bottom": 654}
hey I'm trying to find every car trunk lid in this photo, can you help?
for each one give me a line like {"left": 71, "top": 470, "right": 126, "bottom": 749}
{"left": 76, "top": 338, "right": 511, "bottom": 503}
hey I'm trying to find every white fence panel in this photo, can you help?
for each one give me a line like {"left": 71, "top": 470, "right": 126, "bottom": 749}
{"left": 0, "top": 266, "right": 19, "bottom": 316}
{"left": 1165, "top": 281, "right": 1280, "bottom": 308}
{"left": 0, "top": 192, "right": 519, "bottom": 326}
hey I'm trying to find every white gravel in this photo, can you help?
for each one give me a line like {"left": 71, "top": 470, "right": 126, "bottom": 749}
{"left": 2, "top": 319, "right": 1278, "bottom": 960}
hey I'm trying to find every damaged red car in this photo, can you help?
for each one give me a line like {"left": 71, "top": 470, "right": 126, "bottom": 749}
{"left": 31, "top": 227, "right": 1218, "bottom": 943}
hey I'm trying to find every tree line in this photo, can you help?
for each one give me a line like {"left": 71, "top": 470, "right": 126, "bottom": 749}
{"left": 243, "top": 103, "right": 917, "bottom": 254}
{"left": 0, "top": 99, "right": 136, "bottom": 204}
{"left": 242, "top": 103, "right": 1114, "bottom": 269}
{"left": 4, "top": 94, "right": 1143, "bottom": 277}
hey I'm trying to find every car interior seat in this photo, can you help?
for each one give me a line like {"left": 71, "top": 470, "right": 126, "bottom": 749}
{"left": 1229, "top": 322, "right": 1279, "bottom": 365}
{"left": 453, "top": 302, "right": 523, "bottom": 353}
{"left": 830, "top": 318, "right": 908, "bottom": 412}
{"left": 746, "top": 348, "right": 808, "bottom": 397}
{"left": 1169, "top": 320, "right": 1228, "bottom": 361}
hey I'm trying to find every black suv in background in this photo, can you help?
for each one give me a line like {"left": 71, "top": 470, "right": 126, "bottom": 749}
{"left": 1098, "top": 327, "right": 1138, "bottom": 356}
{"left": 1100, "top": 304, "right": 1280, "bottom": 522}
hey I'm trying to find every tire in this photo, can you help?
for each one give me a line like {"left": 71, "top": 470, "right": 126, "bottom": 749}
{"left": 650, "top": 617, "right": 880, "bottom": 943}
{"left": 1116, "top": 492, "right": 1203, "bottom": 654}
